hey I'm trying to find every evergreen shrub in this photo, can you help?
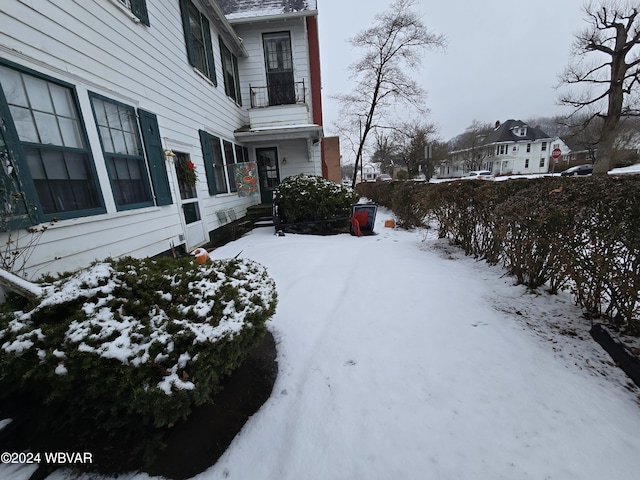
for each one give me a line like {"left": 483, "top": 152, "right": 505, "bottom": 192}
{"left": 0, "top": 255, "right": 277, "bottom": 468}
{"left": 274, "top": 175, "right": 359, "bottom": 232}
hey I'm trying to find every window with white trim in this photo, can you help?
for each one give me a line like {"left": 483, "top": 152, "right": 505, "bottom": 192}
{"left": 0, "top": 64, "right": 102, "bottom": 219}
{"left": 180, "top": 0, "right": 217, "bottom": 84}
{"left": 199, "top": 130, "right": 247, "bottom": 196}
{"left": 114, "top": 0, "right": 149, "bottom": 26}
{"left": 90, "top": 94, "right": 153, "bottom": 209}
{"left": 223, "top": 140, "right": 237, "bottom": 193}
{"left": 220, "top": 38, "right": 241, "bottom": 104}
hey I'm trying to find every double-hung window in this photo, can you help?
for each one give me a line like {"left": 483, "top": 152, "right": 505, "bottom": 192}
{"left": 223, "top": 140, "right": 237, "bottom": 193}
{"left": 235, "top": 144, "right": 248, "bottom": 164}
{"left": 90, "top": 94, "right": 153, "bottom": 210}
{"left": 199, "top": 130, "right": 226, "bottom": 194}
{"left": 114, "top": 0, "right": 150, "bottom": 26}
{"left": 220, "top": 38, "right": 241, "bottom": 104}
{"left": 199, "top": 130, "right": 244, "bottom": 195}
{"left": 0, "top": 64, "right": 103, "bottom": 221}
{"left": 180, "top": 0, "right": 217, "bottom": 85}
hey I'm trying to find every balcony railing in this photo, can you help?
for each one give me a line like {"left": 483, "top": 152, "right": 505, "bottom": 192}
{"left": 250, "top": 80, "right": 306, "bottom": 108}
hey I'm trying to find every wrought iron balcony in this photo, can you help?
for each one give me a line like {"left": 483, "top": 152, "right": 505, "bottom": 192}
{"left": 249, "top": 80, "right": 306, "bottom": 108}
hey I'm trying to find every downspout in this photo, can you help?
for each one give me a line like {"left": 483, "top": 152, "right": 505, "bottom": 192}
{"left": 306, "top": 15, "right": 325, "bottom": 177}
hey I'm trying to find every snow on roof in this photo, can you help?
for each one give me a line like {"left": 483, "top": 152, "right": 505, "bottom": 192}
{"left": 218, "top": 0, "right": 317, "bottom": 20}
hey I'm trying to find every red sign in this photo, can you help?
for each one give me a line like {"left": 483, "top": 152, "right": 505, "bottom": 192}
{"left": 551, "top": 148, "right": 562, "bottom": 160}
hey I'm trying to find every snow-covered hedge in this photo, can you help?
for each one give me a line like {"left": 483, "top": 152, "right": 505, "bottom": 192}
{"left": 0, "top": 255, "right": 277, "bottom": 465}
{"left": 274, "top": 174, "right": 359, "bottom": 227}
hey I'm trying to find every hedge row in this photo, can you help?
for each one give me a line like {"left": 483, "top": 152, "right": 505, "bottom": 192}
{"left": 357, "top": 176, "right": 640, "bottom": 333}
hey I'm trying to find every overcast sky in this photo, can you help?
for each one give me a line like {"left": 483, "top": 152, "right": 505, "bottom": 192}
{"left": 316, "top": 0, "right": 587, "bottom": 146}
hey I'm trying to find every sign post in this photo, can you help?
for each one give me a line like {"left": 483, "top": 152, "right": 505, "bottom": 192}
{"left": 551, "top": 148, "right": 562, "bottom": 173}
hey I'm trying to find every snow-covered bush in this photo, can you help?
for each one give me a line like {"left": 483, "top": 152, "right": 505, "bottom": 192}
{"left": 0, "top": 255, "right": 277, "bottom": 466}
{"left": 274, "top": 174, "right": 359, "bottom": 229}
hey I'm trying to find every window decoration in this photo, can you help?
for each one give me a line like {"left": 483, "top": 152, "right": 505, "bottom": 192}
{"left": 176, "top": 156, "right": 197, "bottom": 190}
{"left": 235, "top": 162, "right": 259, "bottom": 197}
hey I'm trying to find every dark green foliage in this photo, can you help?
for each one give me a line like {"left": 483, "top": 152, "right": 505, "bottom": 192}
{"left": 356, "top": 181, "right": 428, "bottom": 228}
{"left": 274, "top": 174, "right": 359, "bottom": 226}
{"left": 357, "top": 176, "right": 640, "bottom": 333}
{"left": 0, "top": 255, "right": 277, "bottom": 469}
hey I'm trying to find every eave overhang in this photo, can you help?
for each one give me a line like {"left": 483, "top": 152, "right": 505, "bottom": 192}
{"left": 234, "top": 124, "right": 323, "bottom": 143}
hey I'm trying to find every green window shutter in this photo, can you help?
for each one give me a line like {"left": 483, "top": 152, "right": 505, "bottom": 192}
{"left": 139, "top": 110, "right": 172, "bottom": 206}
{"left": 130, "top": 0, "right": 150, "bottom": 26}
{"left": 179, "top": 0, "right": 195, "bottom": 68}
{"left": 199, "top": 129, "right": 218, "bottom": 195}
{"left": 219, "top": 36, "right": 229, "bottom": 95}
{"left": 202, "top": 16, "right": 217, "bottom": 85}
{"left": 232, "top": 55, "right": 242, "bottom": 105}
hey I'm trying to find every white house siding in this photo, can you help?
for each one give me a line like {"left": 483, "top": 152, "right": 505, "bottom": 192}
{"left": 0, "top": 0, "right": 259, "bottom": 279}
{"left": 230, "top": 14, "right": 323, "bottom": 177}
{"left": 276, "top": 139, "right": 321, "bottom": 178}
{"left": 233, "top": 18, "right": 314, "bottom": 120}
{"left": 248, "top": 104, "right": 311, "bottom": 128}
{"left": 492, "top": 140, "right": 552, "bottom": 175}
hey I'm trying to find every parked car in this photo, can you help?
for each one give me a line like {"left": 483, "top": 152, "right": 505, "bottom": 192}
{"left": 561, "top": 164, "right": 593, "bottom": 176}
{"left": 376, "top": 174, "right": 393, "bottom": 182}
{"left": 466, "top": 170, "right": 495, "bottom": 180}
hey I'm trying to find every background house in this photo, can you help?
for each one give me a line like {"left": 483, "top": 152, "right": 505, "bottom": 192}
{"left": 360, "top": 163, "right": 380, "bottom": 182}
{"left": 0, "top": 0, "right": 327, "bottom": 279}
{"left": 446, "top": 119, "right": 569, "bottom": 177}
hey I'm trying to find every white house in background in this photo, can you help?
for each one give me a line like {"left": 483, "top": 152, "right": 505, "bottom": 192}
{"left": 360, "top": 163, "right": 380, "bottom": 182}
{"left": 0, "top": 0, "right": 325, "bottom": 278}
{"left": 447, "top": 119, "right": 569, "bottom": 177}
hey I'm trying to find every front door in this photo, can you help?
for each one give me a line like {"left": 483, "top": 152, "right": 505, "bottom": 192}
{"left": 256, "top": 147, "right": 280, "bottom": 204}
{"left": 173, "top": 151, "right": 206, "bottom": 249}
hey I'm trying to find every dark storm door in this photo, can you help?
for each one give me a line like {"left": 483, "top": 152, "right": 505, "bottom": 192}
{"left": 256, "top": 147, "right": 280, "bottom": 203}
{"left": 263, "top": 32, "right": 295, "bottom": 106}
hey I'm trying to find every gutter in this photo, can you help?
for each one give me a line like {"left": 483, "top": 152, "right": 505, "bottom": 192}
{"left": 226, "top": 9, "right": 318, "bottom": 25}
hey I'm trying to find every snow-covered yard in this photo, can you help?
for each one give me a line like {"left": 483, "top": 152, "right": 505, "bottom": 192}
{"left": 2, "top": 207, "right": 640, "bottom": 480}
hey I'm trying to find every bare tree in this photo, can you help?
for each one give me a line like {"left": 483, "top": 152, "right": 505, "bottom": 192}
{"left": 451, "top": 120, "right": 494, "bottom": 172}
{"left": 370, "top": 131, "right": 398, "bottom": 174}
{"left": 525, "top": 115, "right": 573, "bottom": 139}
{"left": 559, "top": 1, "right": 640, "bottom": 173}
{"left": 392, "top": 120, "right": 438, "bottom": 178}
{"left": 334, "top": 0, "right": 445, "bottom": 187}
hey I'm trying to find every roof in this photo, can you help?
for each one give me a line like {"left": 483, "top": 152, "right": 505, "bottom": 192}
{"left": 217, "top": 0, "right": 317, "bottom": 21}
{"left": 483, "top": 119, "right": 553, "bottom": 145}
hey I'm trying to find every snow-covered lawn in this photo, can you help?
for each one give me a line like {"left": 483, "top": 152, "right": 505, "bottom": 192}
{"left": 3, "top": 208, "right": 640, "bottom": 480}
